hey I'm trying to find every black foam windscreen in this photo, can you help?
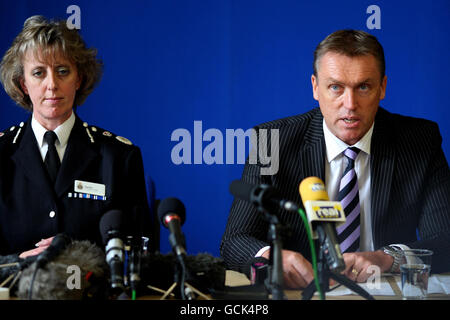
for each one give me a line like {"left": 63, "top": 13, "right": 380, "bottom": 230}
{"left": 35, "top": 233, "right": 72, "bottom": 268}
{"left": 99, "top": 209, "right": 123, "bottom": 244}
{"left": 139, "top": 252, "right": 225, "bottom": 296}
{"left": 157, "top": 197, "right": 186, "bottom": 226}
{"left": 229, "top": 180, "right": 254, "bottom": 202}
{"left": 229, "top": 180, "right": 281, "bottom": 213}
{"left": 0, "top": 254, "right": 36, "bottom": 285}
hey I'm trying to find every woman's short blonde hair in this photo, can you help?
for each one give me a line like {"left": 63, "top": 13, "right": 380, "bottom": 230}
{"left": 0, "top": 15, "right": 102, "bottom": 111}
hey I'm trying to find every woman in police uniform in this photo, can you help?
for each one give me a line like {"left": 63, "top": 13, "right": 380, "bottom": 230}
{"left": 0, "top": 15, "right": 152, "bottom": 257}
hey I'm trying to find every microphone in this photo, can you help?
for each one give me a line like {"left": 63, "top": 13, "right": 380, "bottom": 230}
{"left": 139, "top": 252, "right": 226, "bottom": 296}
{"left": 128, "top": 239, "right": 141, "bottom": 296}
{"left": 17, "top": 240, "right": 109, "bottom": 300}
{"left": 157, "top": 197, "right": 187, "bottom": 258}
{"left": 128, "top": 206, "right": 145, "bottom": 296}
{"left": 1, "top": 235, "right": 70, "bottom": 297}
{"left": 157, "top": 197, "right": 190, "bottom": 299}
{"left": 230, "top": 180, "right": 289, "bottom": 300}
{"left": 238, "top": 257, "right": 270, "bottom": 285}
{"left": 26, "top": 233, "right": 72, "bottom": 299}
{"left": 299, "top": 177, "right": 346, "bottom": 273}
{"left": 35, "top": 233, "right": 71, "bottom": 269}
{"left": 99, "top": 209, "right": 125, "bottom": 293}
{"left": 229, "top": 180, "right": 299, "bottom": 213}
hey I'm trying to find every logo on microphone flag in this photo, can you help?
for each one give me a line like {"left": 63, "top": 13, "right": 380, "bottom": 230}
{"left": 303, "top": 200, "right": 346, "bottom": 238}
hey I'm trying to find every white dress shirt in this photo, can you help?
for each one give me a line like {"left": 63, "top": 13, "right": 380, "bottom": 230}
{"left": 31, "top": 111, "right": 76, "bottom": 163}
{"left": 323, "top": 119, "right": 374, "bottom": 251}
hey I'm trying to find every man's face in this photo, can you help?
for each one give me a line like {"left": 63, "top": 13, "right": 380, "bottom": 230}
{"left": 311, "top": 52, "right": 387, "bottom": 145}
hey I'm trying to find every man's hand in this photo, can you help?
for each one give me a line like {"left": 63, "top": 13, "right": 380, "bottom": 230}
{"left": 342, "top": 250, "right": 394, "bottom": 282}
{"left": 262, "top": 249, "right": 315, "bottom": 288}
{"left": 19, "top": 236, "right": 55, "bottom": 259}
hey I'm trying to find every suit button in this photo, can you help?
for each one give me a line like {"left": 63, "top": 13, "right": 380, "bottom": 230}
{"left": 49, "top": 211, "right": 56, "bottom": 218}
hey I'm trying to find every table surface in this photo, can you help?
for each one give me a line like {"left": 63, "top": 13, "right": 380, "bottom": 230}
{"left": 224, "top": 270, "right": 450, "bottom": 300}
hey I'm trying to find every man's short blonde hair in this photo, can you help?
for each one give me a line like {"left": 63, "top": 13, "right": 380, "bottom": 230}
{"left": 313, "top": 29, "right": 385, "bottom": 82}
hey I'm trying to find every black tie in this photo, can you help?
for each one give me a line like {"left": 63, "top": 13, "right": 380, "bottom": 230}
{"left": 44, "top": 131, "right": 60, "bottom": 184}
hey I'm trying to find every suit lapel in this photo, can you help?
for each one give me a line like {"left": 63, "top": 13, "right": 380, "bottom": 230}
{"left": 55, "top": 116, "right": 99, "bottom": 197}
{"left": 298, "top": 110, "right": 326, "bottom": 182}
{"left": 11, "top": 118, "right": 56, "bottom": 199}
{"left": 370, "top": 108, "right": 396, "bottom": 248}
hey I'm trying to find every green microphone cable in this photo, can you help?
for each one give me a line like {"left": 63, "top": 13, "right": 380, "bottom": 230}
{"left": 297, "top": 208, "right": 324, "bottom": 300}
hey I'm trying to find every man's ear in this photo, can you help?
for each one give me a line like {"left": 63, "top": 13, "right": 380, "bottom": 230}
{"left": 311, "top": 74, "right": 319, "bottom": 101}
{"left": 379, "top": 75, "right": 387, "bottom": 100}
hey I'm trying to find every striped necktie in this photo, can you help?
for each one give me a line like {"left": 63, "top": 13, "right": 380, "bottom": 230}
{"left": 336, "top": 147, "right": 361, "bottom": 253}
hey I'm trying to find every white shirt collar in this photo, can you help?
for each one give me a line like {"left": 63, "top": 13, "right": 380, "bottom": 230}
{"left": 31, "top": 111, "right": 76, "bottom": 148}
{"left": 323, "top": 119, "right": 374, "bottom": 163}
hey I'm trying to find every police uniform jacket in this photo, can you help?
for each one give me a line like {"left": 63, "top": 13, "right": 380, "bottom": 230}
{"left": 0, "top": 114, "right": 151, "bottom": 255}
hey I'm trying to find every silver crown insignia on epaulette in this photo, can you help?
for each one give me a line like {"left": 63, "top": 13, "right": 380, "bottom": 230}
{"left": 116, "top": 136, "right": 132, "bottom": 145}
{"left": 83, "top": 122, "right": 95, "bottom": 143}
{"left": 12, "top": 122, "right": 24, "bottom": 144}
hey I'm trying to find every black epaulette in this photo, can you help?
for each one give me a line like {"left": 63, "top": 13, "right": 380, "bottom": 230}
{"left": 0, "top": 121, "right": 25, "bottom": 144}
{"left": 81, "top": 121, "right": 133, "bottom": 146}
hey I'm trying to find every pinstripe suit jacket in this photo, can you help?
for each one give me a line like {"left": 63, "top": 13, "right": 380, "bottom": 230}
{"left": 220, "top": 107, "right": 450, "bottom": 273}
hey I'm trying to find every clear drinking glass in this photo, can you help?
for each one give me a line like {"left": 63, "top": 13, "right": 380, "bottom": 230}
{"left": 400, "top": 249, "right": 433, "bottom": 300}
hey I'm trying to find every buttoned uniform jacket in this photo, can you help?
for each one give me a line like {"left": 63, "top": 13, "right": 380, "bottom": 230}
{"left": 220, "top": 107, "right": 450, "bottom": 274}
{"left": 0, "top": 114, "right": 152, "bottom": 255}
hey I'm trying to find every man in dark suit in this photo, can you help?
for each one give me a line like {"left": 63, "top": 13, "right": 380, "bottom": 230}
{"left": 0, "top": 15, "right": 152, "bottom": 257}
{"left": 220, "top": 30, "right": 450, "bottom": 288}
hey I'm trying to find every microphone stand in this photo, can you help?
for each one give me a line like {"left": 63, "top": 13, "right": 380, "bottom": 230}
{"left": 262, "top": 211, "right": 286, "bottom": 300}
{"left": 159, "top": 254, "right": 208, "bottom": 300}
{"left": 243, "top": 183, "right": 286, "bottom": 300}
{"left": 301, "top": 228, "right": 375, "bottom": 300}
{"left": 159, "top": 260, "right": 183, "bottom": 300}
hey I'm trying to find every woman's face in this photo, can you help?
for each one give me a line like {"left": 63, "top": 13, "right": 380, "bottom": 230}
{"left": 20, "top": 49, "right": 81, "bottom": 130}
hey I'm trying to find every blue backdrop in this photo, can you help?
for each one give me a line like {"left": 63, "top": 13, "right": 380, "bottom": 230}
{"left": 1, "top": 0, "right": 449, "bottom": 257}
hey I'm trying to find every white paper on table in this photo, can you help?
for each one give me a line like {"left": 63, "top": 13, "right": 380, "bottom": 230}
{"left": 396, "top": 274, "right": 450, "bottom": 295}
{"left": 317, "top": 275, "right": 450, "bottom": 296}
{"left": 318, "top": 278, "right": 396, "bottom": 296}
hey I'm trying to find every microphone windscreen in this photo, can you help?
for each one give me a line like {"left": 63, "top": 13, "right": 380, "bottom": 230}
{"left": 299, "top": 176, "right": 329, "bottom": 203}
{"left": 0, "top": 254, "right": 21, "bottom": 284}
{"left": 157, "top": 197, "right": 186, "bottom": 226}
{"left": 51, "top": 233, "right": 72, "bottom": 248}
{"left": 99, "top": 210, "right": 123, "bottom": 244}
{"left": 17, "top": 240, "right": 109, "bottom": 300}
{"left": 140, "top": 252, "right": 225, "bottom": 296}
{"left": 36, "top": 233, "right": 72, "bottom": 267}
{"left": 229, "top": 180, "right": 254, "bottom": 202}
